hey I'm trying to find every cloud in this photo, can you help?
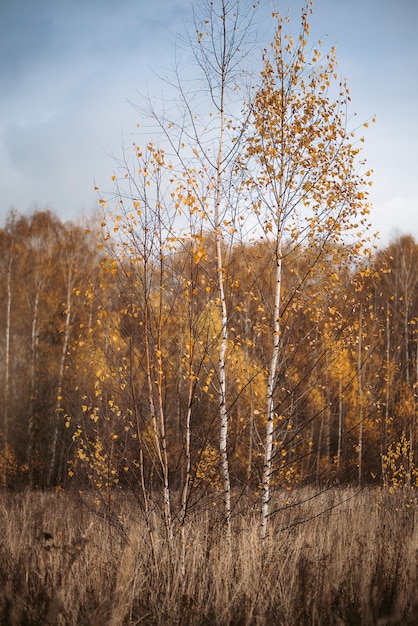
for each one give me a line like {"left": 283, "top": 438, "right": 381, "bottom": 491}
{"left": 0, "top": 0, "right": 190, "bottom": 221}
{"left": 373, "top": 195, "right": 418, "bottom": 244}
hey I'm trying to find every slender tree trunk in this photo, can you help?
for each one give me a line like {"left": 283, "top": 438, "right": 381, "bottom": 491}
{"left": 27, "top": 284, "right": 40, "bottom": 487}
{"left": 127, "top": 330, "right": 158, "bottom": 569}
{"left": 245, "top": 363, "right": 255, "bottom": 485}
{"left": 316, "top": 414, "right": 324, "bottom": 484}
{"left": 180, "top": 351, "right": 194, "bottom": 574}
{"left": 142, "top": 250, "right": 173, "bottom": 547}
{"left": 336, "top": 376, "right": 343, "bottom": 473}
{"left": 155, "top": 340, "right": 173, "bottom": 546}
{"left": 48, "top": 265, "right": 73, "bottom": 486}
{"left": 3, "top": 250, "right": 12, "bottom": 488}
{"left": 261, "top": 234, "right": 282, "bottom": 540}
{"left": 382, "top": 303, "right": 391, "bottom": 483}
{"left": 180, "top": 273, "right": 196, "bottom": 529}
{"left": 214, "top": 8, "right": 231, "bottom": 531}
{"left": 358, "top": 304, "right": 363, "bottom": 486}
{"left": 415, "top": 331, "right": 418, "bottom": 470}
{"left": 405, "top": 300, "right": 410, "bottom": 385}
{"left": 324, "top": 366, "right": 331, "bottom": 466}
{"left": 240, "top": 293, "right": 255, "bottom": 485}
{"left": 156, "top": 216, "right": 174, "bottom": 547}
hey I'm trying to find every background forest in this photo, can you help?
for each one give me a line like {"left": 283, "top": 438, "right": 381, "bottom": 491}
{"left": 1, "top": 208, "right": 417, "bottom": 496}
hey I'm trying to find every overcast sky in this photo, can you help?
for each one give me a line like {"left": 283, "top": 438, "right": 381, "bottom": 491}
{"left": 1, "top": 0, "right": 417, "bottom": 245}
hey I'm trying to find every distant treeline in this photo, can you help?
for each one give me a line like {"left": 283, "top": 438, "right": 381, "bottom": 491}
{"left": 0, "top": 209, "right": 417, "bottom": 494}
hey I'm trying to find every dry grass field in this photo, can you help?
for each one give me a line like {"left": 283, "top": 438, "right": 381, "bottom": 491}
{"left": 0, "top": 487, "right": 418, "bottom": 625}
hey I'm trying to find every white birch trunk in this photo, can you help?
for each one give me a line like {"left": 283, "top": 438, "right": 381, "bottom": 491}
{"left": 2, "top": 250, "right": 12, "bottom": 487}
{"left": 212, "top": 3, "right": 231, "bottom": 530}
{"left": 27, "top": 284, "right": 40, "bottom": 487}
{"left": 215, "top": 96, "right": 232, "bottom": 531}
{"left": 261, "top": 235, "right": 282, "bottom": 540}
{"left": 48, "top": 264, "right": 73, "bottom": 486}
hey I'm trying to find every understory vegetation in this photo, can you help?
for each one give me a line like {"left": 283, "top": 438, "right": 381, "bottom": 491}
{"left": 1, "top": 487, "right": 418, "bottom": 625}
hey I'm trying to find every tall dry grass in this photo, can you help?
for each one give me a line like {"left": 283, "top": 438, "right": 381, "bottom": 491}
{"left": 0, "top": 487, "right": 417, "bottom": 625}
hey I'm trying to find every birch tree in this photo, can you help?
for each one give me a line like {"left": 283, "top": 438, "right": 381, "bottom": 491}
{"left": 91, "top": 0, "right": 261, "bottom": 532}
{"left": 156, "top": 0, "right": 259, "bottom": 529}
{"left": 240, "top": 1, "right": 374, "bottom": 538}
